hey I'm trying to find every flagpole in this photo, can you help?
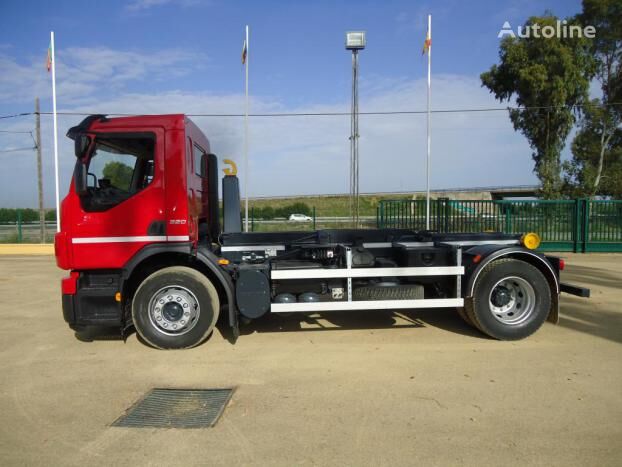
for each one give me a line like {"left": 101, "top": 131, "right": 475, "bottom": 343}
{"left": 51, "top": 31, "right": 61, "bottom": 233}
{"left": 425, "top": 15, "right": 432, "bottom": 231}
{"left": 244, "top": 25, "right": 249, "bottom": 232}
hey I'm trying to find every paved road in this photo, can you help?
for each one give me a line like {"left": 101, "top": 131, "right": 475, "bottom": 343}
{"left": 0, "top": 254, "right": 620, "bottom": 466}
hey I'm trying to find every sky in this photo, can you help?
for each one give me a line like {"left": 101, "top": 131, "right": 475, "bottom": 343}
{"left": 0, "top": 0, "right": 585, "bottom": 208}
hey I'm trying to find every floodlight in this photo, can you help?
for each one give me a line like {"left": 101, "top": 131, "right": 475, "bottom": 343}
{"left": 345, "top": 31, "right": 366, "bottom": 50}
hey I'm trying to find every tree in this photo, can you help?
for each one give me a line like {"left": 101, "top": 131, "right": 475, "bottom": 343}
{"left": 564, "top": 101, "right": 622, "bottom": 197}
{"left": 563, "top": 0, "right": 622, "bottom": 197}
{"left": 481, "top": 14, "right": 595, "bottom": 198}
{"left": 102, "top": 161, "right": 133, "bottom": 190}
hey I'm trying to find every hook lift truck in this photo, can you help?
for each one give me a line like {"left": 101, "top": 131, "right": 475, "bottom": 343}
{"left": 55, "top": 114, "right": 589, "bottom": 349}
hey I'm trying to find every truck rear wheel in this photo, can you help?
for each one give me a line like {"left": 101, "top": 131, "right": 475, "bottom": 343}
{"left": 466, "top": 258, "right": 551, "bottom": 340}
{"left": 132, "top": 266, "right": 220, "bottom": 349}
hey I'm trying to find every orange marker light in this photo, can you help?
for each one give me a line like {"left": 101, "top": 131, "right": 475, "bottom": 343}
{"left": 218, "top": 258, "right": 230, "bottom": 265}
{"left": 115, "top": 292, "right": 122, "bottom": 302}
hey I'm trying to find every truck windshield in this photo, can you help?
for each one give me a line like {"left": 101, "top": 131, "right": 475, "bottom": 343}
{"left": 79, "top": 134, "right": 155, "bottom": 212}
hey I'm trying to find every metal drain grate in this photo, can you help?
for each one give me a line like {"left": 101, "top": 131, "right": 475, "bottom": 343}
{"left": 113, "top": 388, "right": 234, "bottom": 428}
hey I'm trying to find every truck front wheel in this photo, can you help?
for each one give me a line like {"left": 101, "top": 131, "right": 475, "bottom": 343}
{"left": 466, "top": 258, "right": 551, "bottom": 340}
{"left": 132, "top": 266, "right": 220, "bottom": 349}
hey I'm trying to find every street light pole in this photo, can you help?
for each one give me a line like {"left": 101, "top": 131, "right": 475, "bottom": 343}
{"left": 346, "top": 31, "right": 365, "bottom": 228}
{"left": 349, "top": 50, "right": 359, "bottom": 227}
{"left": 35, "top": 98, "right": 46, "bottom": 243}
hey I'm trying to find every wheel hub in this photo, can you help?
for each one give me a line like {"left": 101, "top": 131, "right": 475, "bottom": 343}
{"left": 488, "top": 276, "right": 536, "bottom": 325}
{"left": 148, "top": 286, "right": 200, "bottom": 336}
{"left": 162, "top": 302, "right": 184, "bottom": 322}
{"left": 491, "top": 286, "right": 511, "bottom": 307}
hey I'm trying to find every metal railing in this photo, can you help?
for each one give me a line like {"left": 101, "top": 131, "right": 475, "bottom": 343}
{"left": 377, "top": 198, "right": 622, "bottom": 253}
{"left": 0, "top": 221, "right": 56, "bottom": 243}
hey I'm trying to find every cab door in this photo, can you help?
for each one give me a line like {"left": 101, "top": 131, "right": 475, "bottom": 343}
{"left": 68, "top": 127, "right": 166, "bottom": 269}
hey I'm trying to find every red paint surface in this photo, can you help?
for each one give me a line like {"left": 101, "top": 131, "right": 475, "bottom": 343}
{"left": 55, "top": 114, "right": 210, "bottom": 271}
{"left": 61, "top": 271, "right": 80, "bottom": 295}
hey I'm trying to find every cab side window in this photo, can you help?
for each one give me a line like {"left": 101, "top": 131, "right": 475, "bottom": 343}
{"left": 80, "top": 134, "right": 155, "bottom": 212}
{"left": 193, "top": 143, "right": 207, "bottom": 178}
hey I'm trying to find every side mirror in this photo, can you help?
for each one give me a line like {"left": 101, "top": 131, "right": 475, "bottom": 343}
{"left": 74, "top": 162, "right": 88, "bottom": 196}
{"left": 74, "top": 134, "right": 90, "bottom": 159}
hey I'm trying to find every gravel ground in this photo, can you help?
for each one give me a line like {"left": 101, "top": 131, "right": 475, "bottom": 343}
{"left": 0, "top": 253, "right": 620, "bottom": 466}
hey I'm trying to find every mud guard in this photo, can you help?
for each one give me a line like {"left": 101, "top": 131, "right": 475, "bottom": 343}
{"left": 196, "top": 247, "right": 239, "bottom": 340}
{"left": 121, "top": 243, "right": 239, "bottom": 341}
{"left": 463, "top": 245, "right": 560, "bottom": 324}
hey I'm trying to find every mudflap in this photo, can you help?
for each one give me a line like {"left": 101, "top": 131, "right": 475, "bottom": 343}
{"left": 548, "top": 292, "right": 559, "bottom": 324}
{"left": 121, "top": 300, "right": 133, "bottom": 342}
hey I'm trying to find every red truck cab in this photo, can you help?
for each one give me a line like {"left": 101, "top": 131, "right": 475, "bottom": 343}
{"left": 56, "top": 115, "right": 228, "bottom": 339}
{"left": 56, "top": 114, "right": 215, "bottom": 270}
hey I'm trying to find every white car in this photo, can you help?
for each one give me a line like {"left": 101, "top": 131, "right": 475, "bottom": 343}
{"left": 289, "top": 213, "right": 313, "bottom": 222}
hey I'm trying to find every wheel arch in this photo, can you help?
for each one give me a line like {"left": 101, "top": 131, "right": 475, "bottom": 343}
{"left": 464, "top": 246, "right": 559, "bottom": 324}
{"left": 121, "top": 243, "right": 237, "bottom": 334}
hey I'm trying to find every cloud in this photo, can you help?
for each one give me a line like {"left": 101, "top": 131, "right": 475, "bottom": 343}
{"left": 0, "top": 47, "right": 206, "bottom": 106}
{"left": 59, "top": 47, "right": 206, "bottom": 91}
{"left": 0, "top": 53, "right": 50, "bottom": 104}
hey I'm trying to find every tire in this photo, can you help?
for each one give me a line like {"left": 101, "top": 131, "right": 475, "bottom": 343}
{"left": 466, "top": 258, "right": 551, "bottom": 340}
{"left": 132, "top": 266, "right": 220, "bottom": 349}
{"left": 456, "top": 306, "right": 474, "bottom": 327}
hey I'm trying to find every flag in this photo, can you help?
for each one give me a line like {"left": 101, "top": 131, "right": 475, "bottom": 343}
{"left": 422, "top": 30, "right": 431, "bottom": 55}
{"left": 46, "top": 42, "right": 52, "bottom": 72}
{"left": 241, "top": 38, "right": 247, "bottom": 64}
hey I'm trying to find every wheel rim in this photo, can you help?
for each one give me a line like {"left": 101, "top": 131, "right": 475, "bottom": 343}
{"left": 488, "top": 276, "right": 536, "bottom": 325}
{"left": 147, "top": 285, "right": 200, "bottom": 336}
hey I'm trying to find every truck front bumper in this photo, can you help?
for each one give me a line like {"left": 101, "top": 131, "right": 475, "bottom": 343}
{"left": 61, "top": 271, "right": 123, "bottom": 328}
{"left": 62, "top": 294, "right": 77, "bottom": 327}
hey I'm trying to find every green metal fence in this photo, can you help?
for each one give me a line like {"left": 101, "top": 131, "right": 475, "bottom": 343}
{"left": 586, "top": 200, "right": 622, "bottom": 252}
{"left": 377, "top": 198, "right": 622, "bottom": 253}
